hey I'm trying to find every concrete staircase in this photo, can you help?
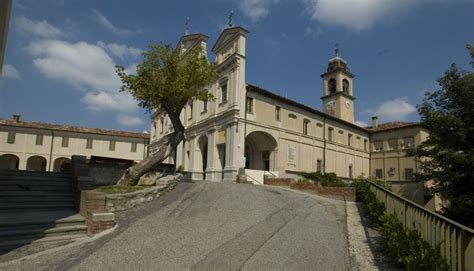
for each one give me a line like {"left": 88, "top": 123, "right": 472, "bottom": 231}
{"left": 0, "top": 170, "right": 88, "bottom": 253}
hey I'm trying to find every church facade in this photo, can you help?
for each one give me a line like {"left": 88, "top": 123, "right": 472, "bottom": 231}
{"left": 151, "top": 26, "right": 429, "bottom": 183}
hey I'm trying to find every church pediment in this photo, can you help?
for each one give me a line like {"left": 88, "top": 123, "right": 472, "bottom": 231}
{"left": 211, "top": 27, "right": 248, "bottom": 53}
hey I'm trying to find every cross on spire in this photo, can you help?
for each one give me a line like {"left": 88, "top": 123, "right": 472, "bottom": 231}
{"left": 335, "top": 43, "right": 340, "bottom": 57}
{"left": 184, "top": 17, "right": 190, "bottom": 35}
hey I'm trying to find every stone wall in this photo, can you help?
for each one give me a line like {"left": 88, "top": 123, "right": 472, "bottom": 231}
{"left": 106, "top": 174, "right": 182, "bottom": 212}
{"left": 89, "top": 164, "right": 127, "bottom": 186}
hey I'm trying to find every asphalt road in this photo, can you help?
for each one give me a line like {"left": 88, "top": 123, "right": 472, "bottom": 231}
{"left": 3, "top": 181, "right": 351, "bottom": 271}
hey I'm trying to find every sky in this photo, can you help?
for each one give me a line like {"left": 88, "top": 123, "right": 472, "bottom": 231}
{"left": 1, "top": 0, "right": 473, "bottom": 132}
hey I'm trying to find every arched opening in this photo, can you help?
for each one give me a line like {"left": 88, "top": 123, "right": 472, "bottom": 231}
{"left": 245, "top": 131, "right": 277, "bottom": 171}
{"left": 26, "top": 156, "right": 47, "bottom": 171}
{"left": 197, "top": 135, "right": 208, "bottom": 179}
{"left": 343, "top": 79, "right": 349, "bottom": 94}
{"left": 328, "top": 78, "right": 336, "bottom": 94}
{"left": 53, "top": 157, "right": 71, "bottom": 172}
{"left": 0, "top": 154, "right": 19, "bottom": 170}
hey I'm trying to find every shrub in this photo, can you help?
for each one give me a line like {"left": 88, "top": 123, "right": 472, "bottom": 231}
{"left": 356, "top": 176, "right": 450, "bottom": 270}
{"left": 299, "top": 171, "right": 346, "bottom": 187}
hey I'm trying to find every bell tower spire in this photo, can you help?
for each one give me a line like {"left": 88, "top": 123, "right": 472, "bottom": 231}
{"left": 320, "top": 47, "right": 355, "bottom": 123}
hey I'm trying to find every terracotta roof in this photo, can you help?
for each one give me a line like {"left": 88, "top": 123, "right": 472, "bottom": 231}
{"left": 366, "top": 121, "right": 421, "bottom": 132}
{"left": 0, "top": 118, "right": 150, "bottom": 140}
{"left": 246, "top": 84, "right": 369, "bottom": 133}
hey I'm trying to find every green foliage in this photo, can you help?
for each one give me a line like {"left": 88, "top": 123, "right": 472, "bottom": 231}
{"left": 116, "top": 43, "right": 219, "bottom": 117}
{"left": 410, "top": 45, "right": 474, "bottom": 228}
{"left": 299, "top": 171, "right": 346, "bottom": 187}
{"left": 356, "top": 177, "right": 450, "bottom": 270}
{"left": 379, "top": 214, "right": 450, "bottom": 271}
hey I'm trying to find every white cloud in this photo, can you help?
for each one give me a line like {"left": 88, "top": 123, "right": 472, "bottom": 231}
{"left": 13, "top": 16, "right": 63, "bottom": 38}
{"left": 239, "top": 0, "right": 279, "bottom": 21}
{"left": 93, "top": 10, "right": 133, "bottom": 35}
{"left": 27, "top": 40, "right": 121, "bottom": 91}
{"left": 355, "top": 120, "right": 368, "bottom": 127}
{"left": 364, "top": 97, "right": 417, "bottom": 122}
{"left": 81, "top": 91, "right": 137, "bottom": 112}
{"left": 304, "top": 0, "right": 418, "bottom": 31}
{"left": 27, "top": 39, "right": 141, "bottom": 116}
{"left": 117, "top": 114, "right": 145, "bottom": 126}
{"left": 2, "top": 64, "right": 21, "bottom": 79}
{"left": 97, "top": 41, "right": 142, "bottom": 60}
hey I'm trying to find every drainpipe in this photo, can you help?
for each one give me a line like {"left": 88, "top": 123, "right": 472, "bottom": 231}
{"left": 323, "top": 116, "right": 327, "bottom": 173}
{"left": 48, "top": 131, "right": 54, "bottom": 171}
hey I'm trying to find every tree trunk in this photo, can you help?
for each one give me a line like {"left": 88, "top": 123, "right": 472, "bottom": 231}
{"left": 117, "top": 108, "right": 185, "bottom": 186}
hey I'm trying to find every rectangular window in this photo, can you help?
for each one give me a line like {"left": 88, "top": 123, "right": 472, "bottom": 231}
{"left": 275, "top": 106, "right": 281, "bottom": 121}
{"left": 35, "top": 134, "right": 43, "bottom": 146}
{"left": 109, "top": 140, "right": 116, "bottom": 151}
{"left": 62, "top": 136, "right": 69, "bottom": 147}
{"left": 221, "top": 84, "right": 228, "bottom": 103}
{"left": 375, "top": 169, "right": 383, "bottom": 179}
{"left": 388, "top": 138, "right": 398, "bottom": 150}
{"left": 86, "top": 139, "right": 93, "bottom": 149}
{"left": 348, "top": 134, "right": 353, "bottom": 146}
{"left": 328, "top": 127, "right": 333, "bottom": 142}
{"left": 246, "top": 97, "right": 253, "bottom": 113}
{"left": 316, "top": 160, "right": 322, "bottom": 172}
{"left": 403, "top": 137, "right": 415, "bottom": 148}
{"left": 202, "top": 101, "right": 208, "bottom": 113}
{"left": 349, "top": 166, "right": 353, "bottom": 178}
{"left": 188, "top": 103, "right": 193, "bottom": 120}
{"left": 153, "top": 122, "right": 157, "bottom": 137}
{"left": 7, "top": 131, "right": 16, "bottom": 144}
{"left": 7, "top": 132, "right": 16, "bottom": 144}
{"left": 374, "top": 141, "right": 383, "bottom": 151}
{"left": 160, "top": 118, "right": 164, "bottom": 134}
{"left": 364, "top": 139, "right": 368, "bottom": 151}
{"left": 131, "top": 142, "right": 137, "bottom": 153}
{"left": 303, "top": 120, "right": 309, "bottom": 135}
{"left": 405, "top": 168, "right": 414, "bottom": 181}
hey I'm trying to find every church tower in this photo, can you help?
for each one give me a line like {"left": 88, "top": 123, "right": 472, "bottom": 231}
{"left": 321, "top": 49, "right": 355, "bottom": 123}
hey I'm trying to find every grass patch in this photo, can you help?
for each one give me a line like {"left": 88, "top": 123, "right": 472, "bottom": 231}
{"left": 95, "top": 185, "right": 146, "bottom": 194}
{"left": 299, "top": 171, "right": 347, "bottom": 187}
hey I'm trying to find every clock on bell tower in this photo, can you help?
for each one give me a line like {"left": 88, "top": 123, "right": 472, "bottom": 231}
{"left": 321, "top": 48, "right": 355, "bottom": 123}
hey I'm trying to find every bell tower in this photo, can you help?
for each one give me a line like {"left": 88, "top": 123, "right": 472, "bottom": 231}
{"left": 321, "top": 48, "right": 355, "bottom": 123}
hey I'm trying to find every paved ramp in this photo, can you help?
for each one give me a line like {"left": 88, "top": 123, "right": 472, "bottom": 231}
{"left": 3, "top": 181, "right": 350, "bottom": 270}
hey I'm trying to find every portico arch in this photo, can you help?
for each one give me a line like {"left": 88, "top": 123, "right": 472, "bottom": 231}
{"left": 245, "top": 131, "right": 278, "bottom": 171}
{"left": 197, "top": 135, "right": 208, "bottom": 179}
{"left": 0, "top": 154, "right": 19, "bottom": 170}
{"left": 26, "top": 156, "right": 47, "bottom": 171}
{"left": 53, "top": 157, "right": 71, "bottom": 172}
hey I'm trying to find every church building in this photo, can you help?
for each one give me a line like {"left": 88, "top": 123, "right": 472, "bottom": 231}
{"left": 151, "top": 24, "right": 429, "bottom": 184}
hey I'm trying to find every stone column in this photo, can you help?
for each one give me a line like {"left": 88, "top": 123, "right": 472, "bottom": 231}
{"left": 223, "top": 123, "right": 239, "bottom": 182}
{"left": 186, "top": 136, "right": 196, "bottom": 181}
{"left": 205, "top": 129, "right": 220, "bottom": 182}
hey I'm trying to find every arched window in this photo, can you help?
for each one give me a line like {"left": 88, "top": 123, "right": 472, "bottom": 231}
{"left": 343, "top": 79, "right": 349, "bottom": 94}
{"left": 328, "top": 79, "right": 336, "bottom": 94}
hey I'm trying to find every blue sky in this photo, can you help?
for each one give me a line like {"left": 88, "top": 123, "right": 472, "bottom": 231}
{"left": 1, "top": 0, "right": 473, "bottom": 131}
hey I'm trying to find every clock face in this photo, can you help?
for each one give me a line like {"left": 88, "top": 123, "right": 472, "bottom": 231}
{"left": 345, "top": 100, "right": 351, "bottom": 108}
{"left": 326, "top": 100, "right": 335, "bottom": 109}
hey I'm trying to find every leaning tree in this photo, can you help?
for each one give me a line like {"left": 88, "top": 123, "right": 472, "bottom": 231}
{"left": 115, "top": 43, "right": 219, "bottom": 185}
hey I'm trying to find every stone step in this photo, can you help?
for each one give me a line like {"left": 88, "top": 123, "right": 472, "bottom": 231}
{"left": 0, "top": 233, "right": 88, "bottom": 251}
{"left": 0, "top": 191, "right": 73, "bottom": 197}
{"left": 0, "top": 184, "right": 72, "bottom": 192}
{"left": 0, "top": 176, "right": 70, "bottom": 183}
{"left": 0, "top": 199, "right": 73, "bottom": 206}
{"left": 0, "top": 224, "right": 87, "bottom": 239}
{"left": 0, "top": 211, "right": 84, "bottom": 227}
{"left": 0, "top": 179, "right": 71, "bottom": 186}
{"left": 0, "top": 203, "right": 74, "bottom": 212}
{"left": 0, "top": 170, "right": 68, "bottom": 177}
{"left": 0, "top": 195, "right": 72, "bottom": 201}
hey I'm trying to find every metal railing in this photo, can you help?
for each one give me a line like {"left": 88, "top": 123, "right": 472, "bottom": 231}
{"left": 369, "top": 182, "right": 474, "bottom": 271}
